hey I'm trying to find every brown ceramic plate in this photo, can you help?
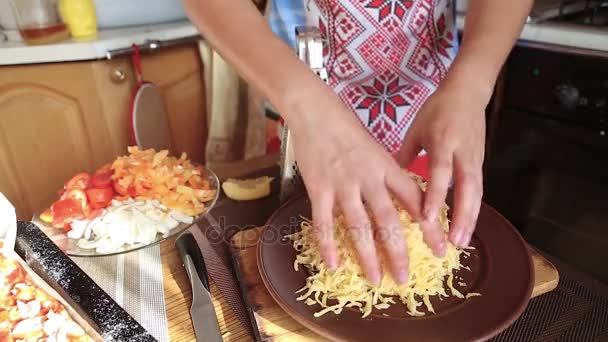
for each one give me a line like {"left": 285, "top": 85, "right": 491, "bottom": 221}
{"left": 258, "top": 193, "right": 534, "bottom": 342}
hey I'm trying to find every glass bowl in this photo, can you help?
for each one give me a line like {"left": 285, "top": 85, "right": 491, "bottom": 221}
{"left": 31, "top": 166, "right": 220, "bottom": 257}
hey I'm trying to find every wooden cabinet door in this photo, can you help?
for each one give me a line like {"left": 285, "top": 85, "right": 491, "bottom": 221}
{"left": 0, "top": 44, "right": 208, "bottom": 220}
{"left": 0, "top": 58, "right": 134, "bottom": 220}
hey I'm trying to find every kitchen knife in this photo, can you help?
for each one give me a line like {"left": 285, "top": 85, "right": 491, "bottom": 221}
{"left": 0, "top": 192, "right": 17, "bottom": 254}
{"left": 176, "top": 232, "right": 223, "bottom": 342}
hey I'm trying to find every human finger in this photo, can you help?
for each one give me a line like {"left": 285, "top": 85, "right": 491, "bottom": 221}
{"left": 364, "top": 187, "right": 409, "bottom": 284}
{"left": 338, "top": 188, "right": 382, "bottom": 285}
{"left": 421, "top": 150, "right": 453, "bottom": 256}
{"left": 448, "top": 157, "right": 483, "bottom": 247}
{"left": 310, "top": 187, "right": 340, "bottom": 270}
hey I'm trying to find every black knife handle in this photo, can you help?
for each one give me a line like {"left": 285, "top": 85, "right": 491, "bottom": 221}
{"left": 176, "top": 232, "right": 210, "bottom": 292}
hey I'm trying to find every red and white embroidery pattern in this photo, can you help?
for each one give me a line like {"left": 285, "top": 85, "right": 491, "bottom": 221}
{"left": 356, "top": 72, "right": 411, "bottom": 126}
{"left": 307, "top": 0, "right": 456, "bottom": 153}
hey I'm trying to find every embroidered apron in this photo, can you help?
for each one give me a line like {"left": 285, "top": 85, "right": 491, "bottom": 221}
{"left": 269, "top": 0, "right": 459, "bottom": 177}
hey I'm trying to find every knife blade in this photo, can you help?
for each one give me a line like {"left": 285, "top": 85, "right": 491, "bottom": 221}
{"left": 0, "top": 192, "right": 17, "bottom": 254}
{"left": 194, "top": 218, "right": 256, "bottom": 338}
{"left": 176, "top": 232, "right": 223, "bottom": 342}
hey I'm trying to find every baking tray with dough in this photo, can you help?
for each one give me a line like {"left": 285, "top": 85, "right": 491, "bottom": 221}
{"left": 8, "top": 221, "right": 156, "bottom": 341}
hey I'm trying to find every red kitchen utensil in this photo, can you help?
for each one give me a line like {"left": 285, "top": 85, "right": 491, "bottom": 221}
{"left": 129, "top": 43, "right": 172, "bottom": 151}
{"left": 407, "top": 153, "right": 429, "bottom": 180}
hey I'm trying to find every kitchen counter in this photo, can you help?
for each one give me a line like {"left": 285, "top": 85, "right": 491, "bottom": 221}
{"left": 162, "top": 238, "right": 247, "bottom": 341}
{"left": 456, "top": 14, "right": 608, "bottom": 54}
{"left": 0, "top": 14, "right": 608, "bottom": 65}
{"left": 153, "top": 154, "right": 608, "bottom": 342}
{"left": 0, "top": 20, "right": 199, "bottom": 65}
{"left": 160, "top": 154, "right": 281, "bottom": 342}
{"left": 2, "top": 14, "right": 608, "bottom": 66}
{"left": 160, "top": 184, "right": 608, "bottom": 342}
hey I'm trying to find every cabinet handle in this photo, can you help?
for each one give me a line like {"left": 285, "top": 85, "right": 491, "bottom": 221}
{"left": 105, "top": 36, "right": 202, "bottom": 60}
{"left": 110, "top": 67, "right": 127, "bottom": 83}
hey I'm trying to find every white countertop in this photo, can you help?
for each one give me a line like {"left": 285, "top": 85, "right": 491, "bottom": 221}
{"left": 1, "top": 16, "right": 607, "bottom": 66}
{"left": 456, "top": 14, "right": 608, "bottom": 54}
{"left": 0, "top": 20, "right": 199, "bottom": 66}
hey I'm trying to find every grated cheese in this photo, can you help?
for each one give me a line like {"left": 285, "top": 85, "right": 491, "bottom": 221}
{"left": 289, "top": 174, "right": 482, "bottom": 318}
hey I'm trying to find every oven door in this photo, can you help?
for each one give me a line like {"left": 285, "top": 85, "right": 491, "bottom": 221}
{"left": 484, "top": 109, "right": 608, "bottom": 283}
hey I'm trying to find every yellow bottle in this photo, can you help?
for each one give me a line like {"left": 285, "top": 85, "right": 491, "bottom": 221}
{"left": 58, "top": 0, "right": 98, "bottom": 41}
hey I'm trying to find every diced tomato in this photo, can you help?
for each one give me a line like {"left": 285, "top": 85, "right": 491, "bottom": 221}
{"left": 55, "top": 220, "right": 73, "bottom": 231}
{"left": 61, "top": 189, "right": 88, "bottom": 210}
{"left": 0, "top": 258, "right": 25, "bottom": 290}
{"left": 81, "top": 205, "right": 92, "bottom": 219}
{"left": 51, "top": 198, "right": 83, "bottom": 229}
{"left": 0, "top": 326, "right": 12, "bottom": 342}
{"left": 51, "top": 199, "right": 82, "bottom": 218}
{"left": 65, "top": 172, "right": 91, "bottom": 190}
{"left": 87, "top": 208, "right": 103, "bottom": 219}
{"left": 96, "top": 163, "right": 112, "bottom": 173}
{"left": 39, "top": 207, "right": 53, "bottom": 223}
{"left": 86, "top": 188, "right": 114, "bottom": 209}
{"left": 92, "top": 165, "right": 114, "bottom": 188}
{"left": 113, "top": 179, "right": 135, "bottom": 197}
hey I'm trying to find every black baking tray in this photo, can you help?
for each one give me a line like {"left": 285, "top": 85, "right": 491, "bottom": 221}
{"left": 15, "top": 221, "right": 157, "bottom": 342}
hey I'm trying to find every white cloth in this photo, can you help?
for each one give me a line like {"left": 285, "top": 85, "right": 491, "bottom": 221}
{"left": 0, "top": 192, "right": 17, "bottom": 253}
{"left": 71, "top": 245, "right": 169, "bottom": 342}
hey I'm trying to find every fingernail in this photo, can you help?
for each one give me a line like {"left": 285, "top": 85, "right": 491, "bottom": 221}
{"left": 326, "top": 255, "right": 339, "bottom": 271}
{"left": 436, "top": 241, "right": 447, "bottom": 257}
{"left": 327, "top": 261, "right": 337, "bottom": 271}
{"left": 457, "top": 232, "right": 468, "bottom": 247}
{"left": 368, "top": 270, "right": 382, "bottom": 285}
{"left": 424, "top": 206, "right": 438, "bottom": 223}
{"left": 396, "top": 268, "right": 409, "bottom": 284}
{"left": 450, "top": 229, "right": 462, "bottom": 245}
{"left": 460, "top": 234, "right": 471, "bottom": 248}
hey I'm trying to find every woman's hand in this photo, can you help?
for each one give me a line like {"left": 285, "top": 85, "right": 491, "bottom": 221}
{"left": 287, "top": 84, "right": 442, "bottom": 285}
{"left": 397, "top": 80, "right": 488, "bottom": 249}
{"left": 393, "top": 0, "right": 531, "bottom": 250}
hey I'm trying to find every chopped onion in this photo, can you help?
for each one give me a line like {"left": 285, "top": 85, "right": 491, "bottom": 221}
{"left": 73, "top": 199, "right": 194, "bottom": 253}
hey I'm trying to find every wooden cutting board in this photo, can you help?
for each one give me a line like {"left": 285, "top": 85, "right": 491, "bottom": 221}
{"left": 229, "top": 226, "right": 560, "bottom": 342}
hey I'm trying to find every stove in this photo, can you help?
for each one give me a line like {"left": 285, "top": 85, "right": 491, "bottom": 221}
{"left": 472, "top": 0, "right": 608, "bottom": 289}
{"left": 483, "top": 33, "right": 608, "bottom": 283}
{"left": 547, "top": 0, "right": 608, "bottom": 25}
{"left": 528, "top": 0, "right": 608, "bottom": 25}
